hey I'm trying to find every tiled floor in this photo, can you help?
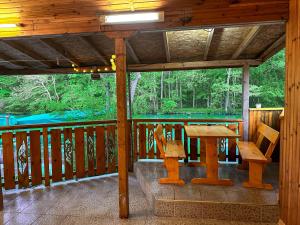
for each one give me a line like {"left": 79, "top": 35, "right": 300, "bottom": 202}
{"left": 135, "top": 161, "right": 279, "bottom": 223}
{"left": 1, "top": 173, "right": 277, "bottom": 225}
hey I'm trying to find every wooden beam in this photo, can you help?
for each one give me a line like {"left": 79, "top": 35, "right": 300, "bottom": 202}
{"left": 115, "top": 36, "right": 129, "bottom": 219}
{"left": 242, "top": 63, "right": 250, "bottom": 141}
{"left": 232, "top": 26, "right": 262, "bottom": 59}
{"left": 203, "top": 29, "right": 215, "bottom": 60}
{"left": 259, "top": 34, "right": 286, "bottom": 61}
{"left": 0, "top": 52, "right": 28, "bottom": 68}
{"left": 39, "top": 38, "right": 80, "bottom": 66}
{"left": 78, "top": 36, "right": 109, "bottom": 65}
{"left": 128, "top": 59, "right": 261, "bottom": 71}
{"left": 0, "top": 59, "right": 262, "bottom": 75}
{"left": 1, "top": 41, "right": 53, "bottom": 68}
{"left": 126, "top": 40, "right": 140, "bottom": 64}
{"left": 163, "top": 32, "right": 171, "bottom": 62}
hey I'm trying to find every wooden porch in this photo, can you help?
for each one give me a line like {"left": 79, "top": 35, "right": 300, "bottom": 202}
{"left": 0, "top": 0, "right": 299, "bottom": 224}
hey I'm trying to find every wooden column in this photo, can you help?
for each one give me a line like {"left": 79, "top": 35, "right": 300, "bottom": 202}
{"left": 116, "top": 37, "right": 129, "bottom": 218}
{"left": 106, "top": 31, "right": 134, "bottom": 218}
{"left": 242, "top": 64, "right": 250, "bottom": 141}
{"left": 279, "top": 1, "right": 300, "bottom": 224}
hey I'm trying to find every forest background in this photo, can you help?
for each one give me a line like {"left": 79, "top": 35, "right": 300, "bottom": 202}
{"left": 0, "top": 50, "right": 285, "bottom": 120}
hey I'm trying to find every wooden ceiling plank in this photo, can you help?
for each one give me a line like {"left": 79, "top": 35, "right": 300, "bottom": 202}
{"left": 259, "top": 34, "right": 286, "bottom": 61}
{"left": 1, "top": 41, "right": 53, "bottom": 68}
{"left": 39, "top": 38, "right": 80, "bottom": 66}
{"left": 78, "top": 36, "right": 109, "bottom": 65}
{"left": 163, "top": 32, "right": 171, "bottom": 62}
{"left": 203, "top": 28, "right": 215, "bottom": 61}
{"left": 126, "top": 40, "right": 140, "bottom": 64}
{"left": 231, "top": 26, "right": 262, "bottom": 59}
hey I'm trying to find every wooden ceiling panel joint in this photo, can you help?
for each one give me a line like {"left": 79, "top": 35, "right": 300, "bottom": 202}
{"left": 163, "top": 32, "right": 171, "bottom": 62}
{"left": 231, "top": 26, "right": 262, "bottom": 59}
{"left": 126, "top": 39, "right": 140, "bottom": 64}
{"left": 259, "top": 34, "right": 286, "bottom": 61}
{"left": 203, "top": 28, "right": 215, "bottom": 61}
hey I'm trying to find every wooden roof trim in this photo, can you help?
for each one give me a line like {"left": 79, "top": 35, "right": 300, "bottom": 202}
{"left": 39, "top": 38, "right": 80, "bottom": 66}
{"left": 203, "top": 29, "right": 215, "bottom": 61}
{"left": 1, "top": 41, "right": 53, "bottom": 68}
{"left": 231, "top": 26, "right": 262, "bottom": 59}
{"left": 0, "top": 1, "right": 288, "bottom": 38}
{"left": 0, "top": 59, "right": 261, "bottom": 75}
{"left": 126, "top": 40, "right": 140, "bottom": 64}
{"left": 78, "top": 36, "right": 109, "bottom": 65}
{"left": 259, "top": 34, "right": 286, "bottom": 61}
{"left": 163, "top": 32, "right": 171, "bottom": 62}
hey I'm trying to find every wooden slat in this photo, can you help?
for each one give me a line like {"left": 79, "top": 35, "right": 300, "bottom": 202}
{"left": 87, "top": 127, "right": 95, "bottom": 177}
{"left": 107, "top": 125, "right": 116, "bottom": 173}
{"left": 30, "top": 130, "right": 42, "bottom": 186}
{"left": 50, "top": 129, "right": 62, "bottom": 182}
{"left": 200, "top": 138, "right": 206, "bottom": 163}
{"left": 228, "top": 124, "right": 238, "bottom": 162}
{"left": 2, "top": 132, "right": 15, "bottom": 189}
{"left": 190, "top": 138, "right": 198, "bottom": 160}
{"left": 147, "top": 124, "right": 155, "bottom": 159}
{"left": 75, "top": 128, "right": 85, "bottom": 178}
{"left": 16, "top": 132, "right": 29, "bottom": 188}
{"left": 96, "top": 126, "right": 106, "bottom": 175}
{"left": 138, "top": 124, "right": 146, "bottom": 159}
{"left": 133, "top": 122, "right": 139, "bottom": 160}
{"left": 174, "top": 124, "right": 182, "bottom": 140}
{"left": 63, "top": 128, "right": 73, "bottom": 180}
{"left": 43, "top": 128, "right": 50, "bottom": 186}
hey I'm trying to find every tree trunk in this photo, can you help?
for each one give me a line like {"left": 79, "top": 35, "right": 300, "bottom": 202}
{"left": 192, "top": 87, "right": 195, "bottom": 108}
{"left": 161, "top": 71, "right": 164, "bottom": 108}
{"left": 51, "top": 76, "right": 60, "bottom": 102}
{"left": 130, "top": 72, "right": 141, "bottom": 104}
{"left": 105, "top": 82, "right": 111, "bottom": 113}
{"left": 179, "top": 81, "right": 183, "bottom": 108}
{"left": 225, "top": 68, "right": 231, "bottom": 113}
{"left": 168, "top": 71, "right": 171, "bottom": 99}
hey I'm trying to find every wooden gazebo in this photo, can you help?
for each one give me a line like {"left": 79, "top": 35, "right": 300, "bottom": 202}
{"left": 0, "top": 1, "right": 298, "bottom": 224}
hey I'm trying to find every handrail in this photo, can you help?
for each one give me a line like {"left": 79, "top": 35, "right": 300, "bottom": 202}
{"left": 132, "top": 118, "right": 242, "bottom": 123}
{"left": 0, "top": 119, "right": 117, "bottom": 131}
{"left": 249, "top": 107, "right": 284, "bottom": 111}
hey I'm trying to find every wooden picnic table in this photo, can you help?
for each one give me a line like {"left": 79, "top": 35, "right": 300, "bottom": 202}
{"left": 184, "top": 125, "right": 240, "bottom": 186}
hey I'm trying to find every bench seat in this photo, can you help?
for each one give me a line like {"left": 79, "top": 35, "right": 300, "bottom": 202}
{"left": 165, "top": 140, "right": 186, "bottom": 158}
{"left": 237, "top": 141, "right": 268, "bottom": 163}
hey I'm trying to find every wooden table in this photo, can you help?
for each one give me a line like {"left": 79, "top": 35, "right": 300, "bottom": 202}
{"left": 184, "top": 125, "right": 240, "bottom": 186}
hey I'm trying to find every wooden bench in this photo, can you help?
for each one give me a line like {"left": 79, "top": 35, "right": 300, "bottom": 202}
{"left": 154, "top": 124, "right": 186, "bottom": 185}
{"left": 238, "top": 123, "right": 279, "bottom": 189}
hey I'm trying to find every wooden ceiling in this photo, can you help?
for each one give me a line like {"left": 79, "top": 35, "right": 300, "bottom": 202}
{"left": 0, "top": 0, "right": 287, "bottom": 74}
{"left": 0, "top": 0, "right": 289, "bottom": 38}
{"left": 0, "top": 23, "right": 285, "bottom": 74}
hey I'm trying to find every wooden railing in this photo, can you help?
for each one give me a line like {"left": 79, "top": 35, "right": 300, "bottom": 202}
{"left": 248, "top": 108, "right": 284, "bottom": 141}
{"left": 0, "top": 120, "right": 117, "bottom": 190}
{"left": 132, "top": 119, "right": 243, "bottom": 163}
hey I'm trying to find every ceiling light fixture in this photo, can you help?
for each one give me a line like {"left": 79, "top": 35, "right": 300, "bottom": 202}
{"left": 0, "top": 24, "right": 18, "bottom": 28}
{"left": 100, "top": 11, "right": 164, "bottom": 25}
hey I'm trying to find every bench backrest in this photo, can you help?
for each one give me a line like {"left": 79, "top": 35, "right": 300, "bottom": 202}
{"left": 255, "top": 123, "right": 280, "bottom": 161}
{"left": 154, "top": 124, "right": 166, "bottom": 158}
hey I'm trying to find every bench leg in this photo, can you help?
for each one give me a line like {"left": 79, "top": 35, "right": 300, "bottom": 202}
{"left": 159, "top": 157, "right": 185, "bottom": 186}
{"left": 243, "top": 162, "right": 273, "bottom": 190}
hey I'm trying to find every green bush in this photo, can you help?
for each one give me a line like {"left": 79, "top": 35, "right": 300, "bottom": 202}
{"left": 161, "top": 99, "right": 177, "bottom": 113}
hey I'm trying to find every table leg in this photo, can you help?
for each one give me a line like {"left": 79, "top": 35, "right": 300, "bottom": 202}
{"left": 191, "top": 137, "right": 233, "bottom": 186}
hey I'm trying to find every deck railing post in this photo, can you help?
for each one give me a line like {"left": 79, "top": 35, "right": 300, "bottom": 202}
{"left": 242, "top": 63, "right": 250, "bottom": 141}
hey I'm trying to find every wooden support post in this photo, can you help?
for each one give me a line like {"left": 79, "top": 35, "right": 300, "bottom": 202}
{"left": 242, "top": 64, "right": 250, "bottom": 141}
{"left": 280, "top": 1, "right": 300, "bottom": 224}
{"left": 106, "top": 31, "right": 134, "bottom": 219}
{"left": 116, "top": 37, "right": 129, "bottom": 218}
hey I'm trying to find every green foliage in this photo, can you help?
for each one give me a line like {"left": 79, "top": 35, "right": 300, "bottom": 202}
{"left": 161, "top": 99, "right": 177, "bottom": 113}
{"left": 0, "top": 50, "right": 285, "bottom": 119}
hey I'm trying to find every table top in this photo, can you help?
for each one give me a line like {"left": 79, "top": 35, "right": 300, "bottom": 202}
{"left": 184, "top": 125, "right": 240, "bottom": 138}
